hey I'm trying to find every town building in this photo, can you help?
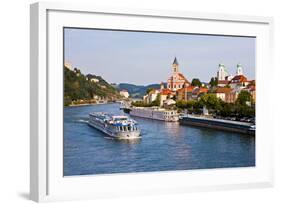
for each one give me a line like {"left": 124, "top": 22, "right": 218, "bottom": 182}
{"left": 163, "top": 99, "right": 176, "bottom": 109}
{"left": 143, "top": 89, "right": 161, "bottom": 104}
{"left": 192, "top": 87, "right": 209, "bottom": 100}
{"left": 225, "top": 91, "right": 238, "bottom": 103}
{"left": 159, "top": 88, "right": 172, "bottom": 107}
{"left": 119, "top": 90, "right": 130, "bottom": 98}
{"left": 166, "top": 57, "right": 190, "bottom": 91}
{"left": 214, "top": 87, "right": 233, "bottom": 102}
{"left": 217, "top": 64, "right": 247, "bottom": 87}
{"left": 177, "top": 86, "right": 195, "bottom": 101}
{"left": 244, "top": 82, "right": 256, "bottom": 103}
{"left": 177, "top": 86, "right": 208, "bottom": 101}
{"left": 90, "top": 78, "right": 99, "bottom": 83}
{"left": 64, "top": 62, "right": 73, "bottom": 70}
{"left": 214, "top": 63, "right": 256, "bottom": 103}
{"left": 229, "top": 75, "right": 249, "bottom": 89}
{"left": 86, "top": 74, "right": 100, "bottom": 83}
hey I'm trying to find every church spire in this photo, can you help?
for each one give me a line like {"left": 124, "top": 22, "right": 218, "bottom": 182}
{"left": 173, "top": 57, "right": 179, "bottom": 65}
{"left": 172, "top": 57, "right": 179, "bottom": 73}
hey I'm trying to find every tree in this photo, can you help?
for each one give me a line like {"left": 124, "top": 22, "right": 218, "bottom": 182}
{"left": 218, "top": 101, "right": 235, "bottom": 117}
{"left": 191, "top": 78, "right": 202, "bottom": 87}
{"left": 175, "top": 100, "right": 187, "bottom": 109}
{"left": 64, "top": 66, "right": 120, "bottom": 105}
{"left": 199, "top": 93, "right": 221, "bottom": 110}
{"left": 131, "top": 100, "right": 149, "bottom": 107}
{"left": 235, "top": 103, "right": 255, "bottom": 118}
{"left": 236, "top": 90, "right": 252, "bottom": 106}
{"left": 209, "top": 77, "right": 218, "bottom": 87}
{"left": 146, "top": 87, "right": 155, "bottom": 94}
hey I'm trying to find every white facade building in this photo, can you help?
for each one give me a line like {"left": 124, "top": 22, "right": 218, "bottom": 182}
{"left": 90, "top": 78, "right": 99, "bottom": 83}
{"left": 119, "top": 90, "right": 130, "bottom": 98}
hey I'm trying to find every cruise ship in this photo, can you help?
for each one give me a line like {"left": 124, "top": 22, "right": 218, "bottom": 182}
{"left": 130, "top": 107, "right": 179, "bottom": 122}
{"left": 88, "top": 112, "right": 141, "bottom": 139}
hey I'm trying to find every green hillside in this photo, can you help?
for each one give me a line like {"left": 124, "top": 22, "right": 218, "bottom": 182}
{"left": 117, "top": 83, "right": 160, "bottom": 98}
{"left": 64, "top": 66, "right": 120, "bottom": 106}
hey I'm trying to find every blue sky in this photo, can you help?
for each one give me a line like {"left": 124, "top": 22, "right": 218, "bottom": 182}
{"left": 64, "top": 28, "right": 255, "bottom": 85}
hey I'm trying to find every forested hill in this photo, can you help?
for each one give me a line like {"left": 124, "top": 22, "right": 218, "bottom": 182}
{"left": 117, "top": 83, "right": 160, "bottom": 98}
{"left": 64, "top": 66, "right": 120, "bottom": 105}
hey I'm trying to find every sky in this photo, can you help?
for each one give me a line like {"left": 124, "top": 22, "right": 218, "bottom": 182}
{"left": 64, "top": 28, "right": 255, "bottom": 85}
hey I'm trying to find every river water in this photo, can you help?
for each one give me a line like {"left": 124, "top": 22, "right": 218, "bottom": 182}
{"left": 64, "top": 103, "right": 255, "bottom": 176}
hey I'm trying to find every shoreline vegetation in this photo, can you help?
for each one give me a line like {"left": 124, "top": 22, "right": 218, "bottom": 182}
{"left": 130, "top": 91, "right": 255, "bottom": 120}
{"left": 68, "top": 100, "right": 116, "bottom": 107}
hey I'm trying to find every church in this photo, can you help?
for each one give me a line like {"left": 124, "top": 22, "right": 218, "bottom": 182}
{"left": 217, "top": 63, "right": 247, "bottom": 88}
{"left": 166, "top": 57, "right": 190, "bottom": 92}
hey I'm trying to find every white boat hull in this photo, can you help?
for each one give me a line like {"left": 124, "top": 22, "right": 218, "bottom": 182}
{"left": 88, "top": 121, "right": 141, "bottom": 140}
{"left": 130, "top": 107, "right": 179, "bottom": 122}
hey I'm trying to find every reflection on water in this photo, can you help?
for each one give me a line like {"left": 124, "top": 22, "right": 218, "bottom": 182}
{"left": 104, "top": 137, "right": 142, "bottom": 145}
{"left": 64, "top": 103, "right": 255, "bottom": 176}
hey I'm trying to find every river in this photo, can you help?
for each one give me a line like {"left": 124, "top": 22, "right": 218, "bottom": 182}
{"left": 63, "top": 103, "right": 255, "bottom": 176}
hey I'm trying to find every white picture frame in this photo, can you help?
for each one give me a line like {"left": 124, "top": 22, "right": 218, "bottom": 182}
{"left": 30, "top": 2, "right": 274, "bottom": 202}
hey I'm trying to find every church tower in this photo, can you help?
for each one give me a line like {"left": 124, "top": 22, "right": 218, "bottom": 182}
{"left": 172, "top": 57, "right": 179, "bottom": 73}
{"left": 236, "top": 64, "right": 243, "bottom": 75}
{"left": 217, "top": 64, "right": 228, "bottom": 81}
{"left": 166, "top": 57, "right": 190, "bottom": 91}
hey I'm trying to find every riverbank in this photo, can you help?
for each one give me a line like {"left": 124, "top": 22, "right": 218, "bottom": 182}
{"left": 68, "top": 101, "right": 115, "bottom": 107}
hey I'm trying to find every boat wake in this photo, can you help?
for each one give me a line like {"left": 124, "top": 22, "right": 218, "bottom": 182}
{"left": 76, "top": 118, "right": 89, "bottom": 124}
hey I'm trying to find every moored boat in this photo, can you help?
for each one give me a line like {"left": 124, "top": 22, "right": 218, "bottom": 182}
{"left": 179, "top": 114, "right": 255, "bottom": 135}
{"left": 130, "top": 107, "right": 179, "bottom": 122}
{"left": 88, "top": 112, "right": 141, "bottom": 139}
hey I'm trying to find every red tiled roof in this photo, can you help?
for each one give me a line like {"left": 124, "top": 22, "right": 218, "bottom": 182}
{"left": 215, "top": 87, "right": 232, "bottom": 93}
{"left": 230, "top": 75, "right": 248, "bottom": 83}
{"left": 178, "top": 73, "right": 190, "bottom": 83}
{"left": 160, "top": 89, "right": 172, "bottom": 95}
{"left": 199, "top": 87, "right": 208, "bottom": 93}
{"left": 177, "top": 86, "right": 196, "bottom": 93}
{"left": 186, "top": 86, "right": 196, "bottom": 92}
{"left": 218, "top": 80, "right": 230, "bottom": 84}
